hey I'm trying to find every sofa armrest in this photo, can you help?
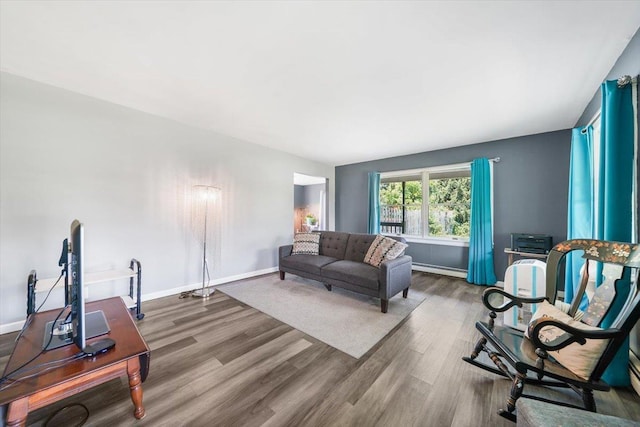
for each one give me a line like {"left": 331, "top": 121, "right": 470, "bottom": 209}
{"left": 279, "top": 244, "right": 293, "bottom": 260}
{"left": 379, "top": 255, "right": 412, "bottom": 300}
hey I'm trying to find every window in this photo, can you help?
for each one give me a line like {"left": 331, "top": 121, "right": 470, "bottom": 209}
{"left": 380, "top": 164, "right": 471, "bottom": 241}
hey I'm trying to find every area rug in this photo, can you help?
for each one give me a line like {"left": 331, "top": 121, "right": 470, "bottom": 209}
{"left": 218, "top": 273, "right": 427, "bottom": 358}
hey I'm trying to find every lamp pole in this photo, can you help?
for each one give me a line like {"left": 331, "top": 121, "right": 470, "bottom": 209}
{"left": 193, "top": 185, "right": 218, "bottom": 298}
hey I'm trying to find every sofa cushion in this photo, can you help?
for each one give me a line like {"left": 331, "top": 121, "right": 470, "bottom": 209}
{"left": 364, "top": 235, "right": 408, "bottom": 267}
{"left": 322, "top": 260, "right": 379, "bottom": 290}
{"left": 292, "top": 232, "right": 320, "bottom": 255}
{"left": 319, "top": 231, "right": 350, "bottom": 259}
{"left": 280, "top": 254, "right": 339, "bottom": 275}
{"left": 343, "top": 233, "right": 378, "bottom": 262}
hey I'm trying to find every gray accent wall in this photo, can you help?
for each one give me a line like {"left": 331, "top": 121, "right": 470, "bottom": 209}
{"left": 294, "top": 184, "right": 324, "bottom": 211}
{"left": 0, "top": 72, "right": 335, "bottom": 329}
{"left": 335, "top": 130, "right": 571, "bottom": 280}
{"left": 294, "top": 183, "right": 326, "bottom": 231}
{"left": 576, "top": 27, "right": 640, "bottom": 127}
{"left": 335, "top": 28, "right": 640, "bottom": 285}
{"left": 294, "top": 185, "right": 306, "bottom": 209}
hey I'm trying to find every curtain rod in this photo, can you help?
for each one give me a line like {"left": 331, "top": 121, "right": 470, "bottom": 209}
{"left": 380, "top": 157, "right": 501, "bottom": 178}
{"left": 469, "top": 157, "right": 500, "bottom": 164}
{"left": 585, "top": 111, "right": 601, "bottom": 129}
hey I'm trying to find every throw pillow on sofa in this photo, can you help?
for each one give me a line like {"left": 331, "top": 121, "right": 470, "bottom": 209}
{"left": 292, "top": 232, "right": 320, "bottom": 255}
{"left": 364, "top": 235, "right": 408, "bottom": 268}
{"left": 524, "top": 300, "right": 609, "bottom": 379}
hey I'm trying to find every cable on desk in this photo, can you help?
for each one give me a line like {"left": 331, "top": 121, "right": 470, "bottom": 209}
{"left": 0, "top": 305, "right": 68, "bottom": 390}
{"left": 0, "top": 351, "right": 85, "bottom": 391}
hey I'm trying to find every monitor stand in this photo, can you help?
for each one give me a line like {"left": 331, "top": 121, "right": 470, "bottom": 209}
{"left": 43, "top": 310, "right": 110, "bottom": 350}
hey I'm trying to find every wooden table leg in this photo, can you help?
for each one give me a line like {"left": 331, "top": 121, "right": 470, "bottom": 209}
{"left": 6, "top": 397, "right": 29, "bottom": 427}
{"left": 127, "top": 358, "right": 146, "bottom": 419}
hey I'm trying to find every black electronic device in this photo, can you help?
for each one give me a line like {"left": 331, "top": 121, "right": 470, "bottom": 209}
{"left": 58, "top": 238, "right": 68, "bottom": 267}
{"left": 43, "top": 220, "right": 111, "bottom": 351}
{"left": 83, "top": 338, "right": 116, "bottom": 357}
{"left": 510, "top": 233, "right": 553, "bottom": 254}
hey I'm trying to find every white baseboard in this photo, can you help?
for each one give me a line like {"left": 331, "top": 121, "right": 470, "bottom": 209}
{"left": 0, "top": 320, "right": 26, "bottom": 335}
{"left": 141, "top": 267, "right": 278, "bottom": 301}
{"left": 411, "top": 264, "right": 506, "bottom": 286}
{"left": 0, "top": 267, "right": 279, "bottom": 334}
{"left": 412, "top": 264, "right": 467, "bottom": 279}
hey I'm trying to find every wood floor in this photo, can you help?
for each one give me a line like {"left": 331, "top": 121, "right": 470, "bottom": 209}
{"left": 2, "top": 272, "right": 640, "bottom": 426}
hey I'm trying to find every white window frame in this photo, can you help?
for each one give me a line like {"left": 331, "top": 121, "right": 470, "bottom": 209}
{"left": 380, "top": 162, "right": 471, "bottom": 247}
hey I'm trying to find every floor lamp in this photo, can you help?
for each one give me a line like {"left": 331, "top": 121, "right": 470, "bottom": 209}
{"left": 192, "top": 185, "right": 221, "bottom": 298}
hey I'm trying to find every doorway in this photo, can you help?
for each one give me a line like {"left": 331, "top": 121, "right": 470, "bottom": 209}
{"left": 293, "top": 173, "right": 327, "bottom": 234}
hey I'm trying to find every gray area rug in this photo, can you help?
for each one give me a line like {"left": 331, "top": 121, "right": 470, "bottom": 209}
{"left": 218, "top": 273, "right": 427, "bottom": 358}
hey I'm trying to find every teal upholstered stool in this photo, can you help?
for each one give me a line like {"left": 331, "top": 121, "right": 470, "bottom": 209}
{"left": 517, "top": 398, "right": 640, "bottom": 427}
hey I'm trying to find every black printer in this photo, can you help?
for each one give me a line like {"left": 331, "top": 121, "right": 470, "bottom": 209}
{"left": 510, "top": 233, "right": 553, "bottom": 254}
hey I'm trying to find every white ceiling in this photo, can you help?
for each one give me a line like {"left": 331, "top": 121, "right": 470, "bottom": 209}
{"left": 1, "top": 1, "right": 639, "bottom": 166}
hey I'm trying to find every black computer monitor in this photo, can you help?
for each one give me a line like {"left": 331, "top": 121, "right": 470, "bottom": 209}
{"left": 43, "top": 220, "right": 110, "bottom": 351}
{"left": 69, "top": 219, "right": 86, "bottom": 349}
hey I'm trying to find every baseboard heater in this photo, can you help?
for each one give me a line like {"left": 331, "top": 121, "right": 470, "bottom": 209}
{"left": 412, "top": 263, "right": 467, "bottom": 279}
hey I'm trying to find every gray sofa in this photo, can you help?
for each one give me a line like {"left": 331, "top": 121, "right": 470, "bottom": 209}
{"left": 517, "top": 397, "right": 640, "bottom": 426}
{"left": 278, "top": 231, "right": 412, "bottom": 313}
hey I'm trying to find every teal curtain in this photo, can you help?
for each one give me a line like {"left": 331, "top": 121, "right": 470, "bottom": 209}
{"left": 596, "top": 77, "right": 636, "bottom": 386}
{"left": 368, "top": 172, "right": 380, "bottom": 234}
{"left": 565, "top": 126, "right": 594, "bottom": 310}
{"left": 467, "top": 158, "right": 497, "bottom": 285}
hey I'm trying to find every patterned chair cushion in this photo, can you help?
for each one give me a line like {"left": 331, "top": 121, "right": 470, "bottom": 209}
{"left": 524, "top": 301, "right": 609, "bottom": 379}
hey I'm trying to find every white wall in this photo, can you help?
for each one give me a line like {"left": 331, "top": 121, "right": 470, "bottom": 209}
{"left": 0, "top": 72, "right": 335, "bottom": 330}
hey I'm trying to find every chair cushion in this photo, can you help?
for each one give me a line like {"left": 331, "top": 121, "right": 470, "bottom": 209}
{"left": 292, "top": 232, "right": 320, "bottom": 255}
{"left": 321, "top": 260, "right": 379, "bottom": 290}
{"left": 363, "top": 235, "right": 408, "bottom": 267}
{"left": 524, "top": 301, "right": 609, "bottom": 380}
{"left": 554, "top": 300, "right": 585, "bottom": 322}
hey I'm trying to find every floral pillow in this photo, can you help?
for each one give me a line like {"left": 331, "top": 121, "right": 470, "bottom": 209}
{"left": 291, "top": 232, "right": 320, "bottom": 255}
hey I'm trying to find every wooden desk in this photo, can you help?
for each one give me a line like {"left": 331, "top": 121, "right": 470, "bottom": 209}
{"left": 504, "top": 248, "right": 548, "bottom": 266}
{"left": 0, "top": 297, "right": 150, "bottom": 426}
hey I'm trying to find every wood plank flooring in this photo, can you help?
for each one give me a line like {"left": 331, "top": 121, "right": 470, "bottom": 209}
{"left": 2, "top": 272, "right": 640, "bottom": 426}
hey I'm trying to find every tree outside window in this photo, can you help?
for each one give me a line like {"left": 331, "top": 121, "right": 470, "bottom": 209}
{"left": 379, "top": 167, "right": 470, "bottom": 239}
